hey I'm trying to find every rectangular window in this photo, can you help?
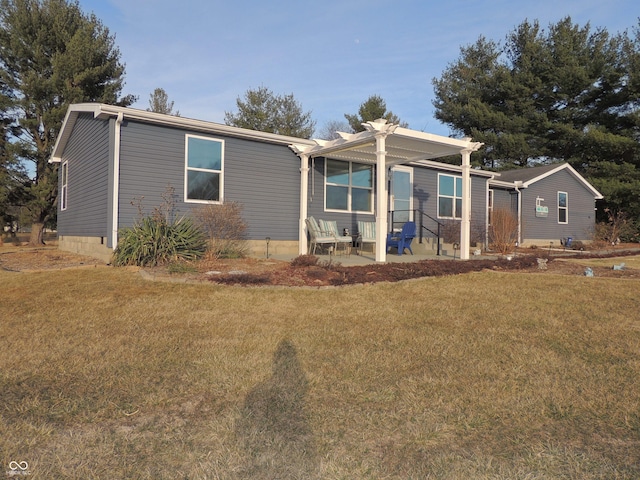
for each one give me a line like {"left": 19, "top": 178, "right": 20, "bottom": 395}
{"left": 185, "top": 135, "right": 224, "bottom": 203}
{"left": 325, "top": 159, "right": 373, "bottom": 212}
{"left": 61, "top": 161, "right": 68, "bottom": 211}
{"left": 438, "top": 173, "right": 463, "bottom": 219}
{"left": 558, "top": 191, "right": 568, "bottom": 224}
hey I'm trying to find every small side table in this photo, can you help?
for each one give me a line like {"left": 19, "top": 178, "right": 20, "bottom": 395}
{"left": 351, "top": 234, "right": 362, "bottom": 255}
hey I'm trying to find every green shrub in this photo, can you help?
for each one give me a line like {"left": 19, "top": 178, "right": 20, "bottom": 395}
{"left": 113, "top": 215, "right": 207, "bottom": 267}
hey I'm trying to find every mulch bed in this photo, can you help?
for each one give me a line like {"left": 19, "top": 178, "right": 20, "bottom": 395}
{"left": 2, "top": 245, "right": 639, "bottom": 287}
{"left": 203, "top": 251, "right": 640, "bottom": 287}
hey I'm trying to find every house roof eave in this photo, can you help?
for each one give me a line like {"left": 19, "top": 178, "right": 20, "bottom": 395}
{"left": 49, "top": 103, "right": 317, "bottom": 163}
{"left": 410, "top": 159, "right": 496, "bottom": 177}
{"left": 520, "top": 163, "right": 604, "bottom": 199}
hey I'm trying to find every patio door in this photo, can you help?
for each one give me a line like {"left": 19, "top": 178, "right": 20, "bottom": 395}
{"left": 391, "top": 166, "right": 413, "bottom": 226}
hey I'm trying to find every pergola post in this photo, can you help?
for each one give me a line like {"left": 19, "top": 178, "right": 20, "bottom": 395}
{"left": 375, "top": 133, "right": 388, "bottom": 263}
{"left": 298, "top": 153, "right": 309, "bottom": 255}
{"left": 460, "top": 148, "right": 472, "bottom": 260}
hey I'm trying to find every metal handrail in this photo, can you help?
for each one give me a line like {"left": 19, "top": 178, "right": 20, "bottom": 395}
{"left": 388, "top": 209, "right": 444, "bottom": 256}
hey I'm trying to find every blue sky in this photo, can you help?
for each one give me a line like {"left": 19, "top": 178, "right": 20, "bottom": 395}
{"left": 78, "top": 0, "right": 638, "bottom": 138}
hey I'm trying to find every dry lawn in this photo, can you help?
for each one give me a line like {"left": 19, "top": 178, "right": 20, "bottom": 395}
{"left": 1, "top": 249, "right": 639, "bottom": 478}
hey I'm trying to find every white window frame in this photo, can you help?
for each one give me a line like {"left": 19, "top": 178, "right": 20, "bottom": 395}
{"left": 487, "top": 188, "right": 494, "bottom": 226}
{"left": 61, "top": 160, "right": 68, "bottom": 211}
{"left": 324, "top": 159, "right": 374, "bottom": 213}
{"left": 558, "top": 191, "right": 568, "bottom": 224}
{"left": 391, "top": 165, "right": 414, "bottom": 222}
{"left": 184, "top": 134, "right": 224, "bottom": 204}
{"left": 437, "top": 173, "right": 465, "bottom": 219}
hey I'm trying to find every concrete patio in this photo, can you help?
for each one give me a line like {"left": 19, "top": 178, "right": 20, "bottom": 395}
{"left": 262, "top": 246, "right": 497, "bottom": 266}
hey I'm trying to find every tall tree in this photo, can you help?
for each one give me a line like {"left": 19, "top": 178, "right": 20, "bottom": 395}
{"left": 0, "top": 66, "right": 27, "bottom": 236}
{"left": 433, "top": 17, "right": 640, "bottom": 170}
{"left": 224, "top": 86, "right": 315, "bottom": 139}
{"left": 0, "top": 0, "right": 135, "bottom": 244}
{"left": 147, "top": 87, "right": 180, "bottom": 116}
{"left": 317, "top": 119, "right": 352, "bottom": 140}
{"left": 433, "top": 17, "right": 640, "bottom": 226}
{"left": 344, "top": 95, "right": 408, "bottom": 133}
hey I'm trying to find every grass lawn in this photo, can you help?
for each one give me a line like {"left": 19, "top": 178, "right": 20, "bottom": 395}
{"left": 1, "top": 266, "right": 639, "bottom": 479}
{"left": 561, "top": 254, "right": 640, "bottom": 269}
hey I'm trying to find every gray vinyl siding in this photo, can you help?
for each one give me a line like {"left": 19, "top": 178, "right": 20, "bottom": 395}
{"left": 225, "top": 137, "right": 300, "bottom": 240}
{"left": 57, "top": 112, "right": 110, "bottom": 237}
{"left": 492, "top": 188, "right": 516, "bottom": 212}
{"left": 306, "top": 157, "right": 375, "bottom": 234}
{"left": 413, "top": 167, "right": 488, "bottom": 239}
{"left": 520, "top": 169, "right": 597, "bottom": 241}
{"left": 117, "top": 122, "right": 184, "bottom": 228}
{"left": 117, "top": 121, "right": 301, "bottom": 240}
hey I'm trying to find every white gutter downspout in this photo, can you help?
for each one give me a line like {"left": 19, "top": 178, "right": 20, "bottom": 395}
{"left": 515, "top": 182, "right": 522, "bottom": 245}
{"left": 111, "top": 112, "right": 124, "bottom": 250}
{"left": 298, "top": 153, "right": 310, "bottom": 255}
{"left": 486, "top": 177, "right": 493, "bottom": 249}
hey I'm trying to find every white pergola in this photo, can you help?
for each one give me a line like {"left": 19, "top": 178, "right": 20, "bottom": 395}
{"left": 291, "top": 119, "right": 483, "bottom": 263}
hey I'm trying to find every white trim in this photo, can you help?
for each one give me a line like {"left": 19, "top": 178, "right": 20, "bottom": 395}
{"left": 324, "top": 159, "right": 374, "bottom": 214}
{"left": 374, "top": 132, "right": 389, "bottom": 262}
{"left": 515, "top": 184, "right": 522, "bottom": 244}
{"left": 460, "top": 149, "right": 472, "bottom": 260}
{"left": 49, "top": 103, "right": 316, "bottom": 164}
{"left": 411, "top": 159, "right": 495, "bottom": 177}
{"left": 298, "top": 154, "right": 310, "bottom": 255}
{"left": 61, "top": 160, "right": 68, "bottom": 211}
{"left": 490, "top": 178, "right": 521, "bottom": 188}
{"left": 184, "top": 134, "right": 224, "bottom": 204}
{"left": 436, "top": 172, "right": 465, "bottom": 220}
{"left": 487, "top": 163, "right": 603, "bottom": 200}
{"left": 521, "top": 163, "right": 603, "bottom": 199}
{"left": 391, "top": 165, "right": 414, "bottom": 222}
{"left": 111, "top": 112, "right": 123, "bottom": 250}
{"left": 292, "top": 119, "right": 482, "bottom": 166}
{"left": 558, "top": 191, "right": 568, "bottom": 224}
{"left": 486, "top": 187, "right": 493, "bottom": 248}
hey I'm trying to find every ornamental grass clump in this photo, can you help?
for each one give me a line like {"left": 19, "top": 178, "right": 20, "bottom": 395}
{"left": 112, "top": 215, "right": 207, "bottom": 267}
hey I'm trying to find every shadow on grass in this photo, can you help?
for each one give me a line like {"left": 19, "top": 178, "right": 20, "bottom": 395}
{"left": 236, "top": 339, "right": 318, "bottom": 479}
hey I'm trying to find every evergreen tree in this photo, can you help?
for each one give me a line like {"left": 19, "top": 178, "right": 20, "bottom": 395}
{"left": 224, "top": 86, "right": 315, "bottom": 139}
{"left": 0, "top": 0, "right": 135, "bottom": 244}
{"left": 433, "top": 17, "right": 640, "bottom": 228}
{"left": 433, "top": 18, "right": 640, "bottom": 170}
{"left": 344, "top": 95, "right": 408, "bottom": 133}
{"left": 147, "top": 87, "right": 180, "bottom": 116}
{"left": 0, "top": 65, "right": 27, "bottom": 236}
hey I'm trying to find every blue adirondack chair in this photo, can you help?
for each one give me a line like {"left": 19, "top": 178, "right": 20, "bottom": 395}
{"left": 386, "top": 221, "right": 416, "bottom": 255}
